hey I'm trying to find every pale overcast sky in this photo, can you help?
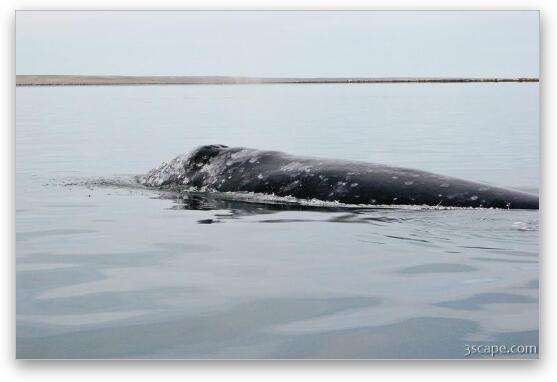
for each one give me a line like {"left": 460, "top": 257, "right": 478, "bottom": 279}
{"left": 16, "top": 11, "right": 539, "bottom": 77}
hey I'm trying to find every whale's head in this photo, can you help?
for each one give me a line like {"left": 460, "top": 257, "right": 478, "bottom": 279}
{"left": 140, "top": 144, "right": 229, "bottom": 187}
{"left": 185, "top": 144, "right": 229, "bottom": 169}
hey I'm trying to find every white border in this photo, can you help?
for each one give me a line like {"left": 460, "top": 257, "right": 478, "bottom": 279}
{"left": 2, "top": 1, "right": 553, "bottom": 381}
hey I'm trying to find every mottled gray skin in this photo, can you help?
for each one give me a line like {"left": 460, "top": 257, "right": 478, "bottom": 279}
{"left": 140, "top": 145, "right": 539, "bottom": 209}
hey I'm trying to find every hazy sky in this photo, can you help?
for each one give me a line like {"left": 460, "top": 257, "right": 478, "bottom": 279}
{"left": 16, "top": 11, "right": 539, "bottom": 77}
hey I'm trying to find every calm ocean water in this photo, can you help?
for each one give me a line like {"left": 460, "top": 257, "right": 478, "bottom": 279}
{"left": 16, "top": 83, "right": 539, "bottom": 359}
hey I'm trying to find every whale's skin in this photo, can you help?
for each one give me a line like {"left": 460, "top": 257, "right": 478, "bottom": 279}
{"left": 140, "top": 145, "right": 539, "bottom": 209}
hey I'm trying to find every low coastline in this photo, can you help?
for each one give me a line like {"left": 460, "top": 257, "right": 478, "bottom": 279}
{"left": 16, "top": 75, "right": 539, "bottom": 86}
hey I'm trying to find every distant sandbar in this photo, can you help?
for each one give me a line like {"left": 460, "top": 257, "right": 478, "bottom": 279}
{"left": 16, "top": 75, "right": 539, "bottom": 86}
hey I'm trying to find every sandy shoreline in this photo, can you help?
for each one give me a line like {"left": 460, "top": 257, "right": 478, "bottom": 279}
{"left": 16, "top": 75, "right": 539, "bottom": 86}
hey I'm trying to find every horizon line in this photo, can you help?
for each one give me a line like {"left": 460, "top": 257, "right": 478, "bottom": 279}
{"left": 16, "top": 74, "right": 540, "bottom": 86}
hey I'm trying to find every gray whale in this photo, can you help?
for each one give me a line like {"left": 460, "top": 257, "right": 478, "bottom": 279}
{"left": 140, "top": 145, "right": 539, "bottom": 210}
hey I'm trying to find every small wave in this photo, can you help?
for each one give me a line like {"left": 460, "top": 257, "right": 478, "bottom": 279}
{"left": 56, "top": 175, "right": 148, "bottom": 190}
{"left": 385, "top": 235, "right": 431, "bottom": 243}
{"left": 511, "top": 221, "right": 539, "bottom": 232}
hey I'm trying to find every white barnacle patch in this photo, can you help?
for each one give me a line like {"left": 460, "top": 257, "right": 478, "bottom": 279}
{"left": 438, "top": 194, "right": 443, "bottom": 197}
{"left": 393, "top": 197, "right": 398, "bottom": 201}
{"left": 440, "top": 183, "right": 450, "bottom": 188}
{"left": 230, "top": 149, "right": 252, "bottom": 160}
{"left": 182, "top": 177, "right": 190, "bottom": 185}
{"left": 392, "top": 176, "right": 398, "bottom": 179}
{"left": 257, "top": 174, "right": 264, "bottom": 180}
{"left": 281, "top": 179, "right": 301, "bottom": 193}
{"left": 248, "top": 157, "right": 259, "bottom": 164}
{"left": 350, "top": 183, "right": 359, "bottom": 188}
{"left": 280, "top": 162, "right": 308, "bottom": 173}
{"left": 371, "top": 199, "right": 376, "bottom": 203}
{"left": 404, "top": 181, "right": 414, "bottom": 185}
{"left": 470, "top": 195, "right": 479, "bottom": 201}
{"left": 140, "top": 152, "right": 193, "bottom": 187}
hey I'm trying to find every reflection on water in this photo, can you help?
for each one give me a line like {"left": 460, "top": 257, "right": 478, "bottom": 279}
{"left": 16, "top": 84, "right": 538, "bottom": 358}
